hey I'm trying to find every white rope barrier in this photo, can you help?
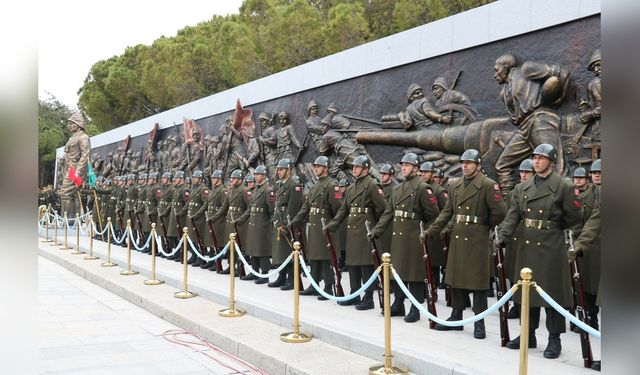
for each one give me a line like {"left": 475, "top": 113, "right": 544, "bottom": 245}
{"left": 185, "top": 236, "right": 230, "bottom": 262}
{"left": 535, "top": 285, "right": 601, "bottom": 339}
{"left": 299, "top": 256, "right": 380, "bottom": 302}
{"left": 232, "top": 242, "right": 291, "bottom": 277}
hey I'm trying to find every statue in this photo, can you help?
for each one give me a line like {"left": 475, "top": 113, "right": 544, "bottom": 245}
{"left": 113, "top": 146, "right": 125, "bottom": 175}
{"left": 179, "top": 119, "right": 204, "bottom": 176}
{"left": 90, "top": 152, "right": 103, "bottom": 175}
{"left": 219, "top": 116, "right": 247, "bottom": 178}
{"left": 578, "top": 49, "right": 601, "bottom": 147}
{"left": 321, "top": 102, "right": 350, "bottom": 130}
{"left": 432, "top": 76, "right": 470, "bottom": 108}
{"left": 102, "top": 152, "right": 114, "bottom": 179}
{"left": 493, "top": 53, "right": 570, "bottom": 192}
{"left": 167, "top": 135, "right": 183, "bottom": 173}
{"left": 397, "top": 83, "right": 452, "bottom": 130}
{"left": 204, "top": 135, "right": 222, "bottom": 178}
{"left": 59, "top": 113, "right": 91, "bottom": 216}
{"left": 130, "top": 151, "right": 141, "bottom": 173}
{"left": 305, "top": 100, "right": 324, "bottom": 153}
{"left": 275, "top": 111, "right": 304, "bottom": 161}
{"left": 258, "top": 112, "right": 278, "bottom": 179}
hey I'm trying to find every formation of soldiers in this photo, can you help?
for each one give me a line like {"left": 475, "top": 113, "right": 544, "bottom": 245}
{"left": 78, "top": 143, "right": 601, "bottom": 370}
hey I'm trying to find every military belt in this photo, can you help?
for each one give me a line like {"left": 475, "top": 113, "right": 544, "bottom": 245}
{"left": 349, "top": 207, "right": 369, "bottom": 214}
{"left": 394, "top": 210, "right": 418, "bottom": 220}
{"left": 250, "top": 207, "right": 266, "bottom": 213}
{"left": 522, "top": 218, "right": 561, "bottom": 230}
{"left": 228, "top": 206, "right": 242, "bottom": 212}
{"left": 278, "top": 207, "right": 287, "bottom": 212}
{"left": 310, "top": 207, "right": 326, "bottom": 214}
{"left": 454, "top": 214, "right": 488, "bottom": 225}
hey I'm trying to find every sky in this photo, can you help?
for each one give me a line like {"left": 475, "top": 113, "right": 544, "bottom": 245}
{"left": 38, "top": 0, "right": 244, "bottom": 109}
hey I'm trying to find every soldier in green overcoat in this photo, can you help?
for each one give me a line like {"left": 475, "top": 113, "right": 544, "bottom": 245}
{"left": 202, "top": 170, "right": 226, "bottom": 271}
{"left": 168, "top": 171, "right": 190, "bottom": 262}
{"left": 187, "top": 170, "right": 209, "bottom": 267}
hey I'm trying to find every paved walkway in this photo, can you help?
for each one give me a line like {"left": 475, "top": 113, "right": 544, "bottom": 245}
{"left": 39, "top": 256, "right": 266, "bottom": 375}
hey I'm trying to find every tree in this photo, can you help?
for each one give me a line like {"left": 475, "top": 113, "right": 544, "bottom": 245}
{"left": 323, "top": 2, "right": 370, "bottom": 54}
{"left": 38, "top": 95, "right": 73, "bottom": 187}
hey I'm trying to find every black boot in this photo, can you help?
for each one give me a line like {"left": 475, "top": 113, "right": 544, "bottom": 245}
{"left": 434, "top": 309, "right": 464, "bottom": 331}
{"left": 268, "top": 270, "right": 286, "bottom": 288}
{"left": 591, "top": 360, "right": 601, "bottom": 371}
{"left": 220, "top": 266, "right": 231, "bottom": 274}
{"left": 507, "top": 303, "right": 520, "bottom": 319}
{"left": 474, "top": 319, "right": 486, "bottom": 339}
{"left": 240, "top": 273, "right": 257, "bottom": 281}
{"left": 241, "top": 262, "right": 258, "bottom": 280}
{"left": 543, "top": 334, "right": 562, "bottom": 359}
{"left": 187, "top": 250, "right": 196, "bottom": 265}
{"left": 404, "top": 305, "right": 420, "bottom": 323}
{"left": 355, "top": 291, "right": 374, "bottom": 310}
{"left": 317, "top": 285, "right": 333, "bottom": 301}
{"left": 338, "top": 296, "right": 360, "bottom": 306}
{"left": 389, "top": 297, "right": 406, "bottom": 317}
{"left": 280, "top": 279, "right": 294, "bottom": 291}
{"left": 506, "top": 333, "right": 537, "bottom": 349}
{"left": 299, "top": 286, "right": 318, "bottom": 296}
{"left": 487, "top": 278, "right": 495, "bottom": 298}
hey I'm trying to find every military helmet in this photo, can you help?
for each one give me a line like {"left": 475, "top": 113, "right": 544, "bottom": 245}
{"left": 104, "top": 179, "right": 112, "bottom": 185}
{"left": 518, "top": 159, "right": 534, "bottom": 172}
{"left": 313, "top": 156, "right": 329, "bottom": 167}
{"left": 67, "top": 112, "right": 86, "bottom": 129}
{"left": 230, "top": 169, "right": 243, "bottom": 179}
{"left": 573, "top": 167, "right": 588, "bottom": 178}
{"left": 327, "top": 103, "right": 338, "bottom": 113}
{"left": 532, "top": 143, "right": 557, "bottom": 162}
{"left": 435, "top": 168, "right": 444, "bottom": 178}
{"left": 420, "top": 161, "right": 436, "bottom": 172}
{"left": 432, "top": 76, "right": 448, "bottom": 90}
{"left": 258, "top": 112, "right": 271, "bottom": 121}
{"left": 254, "top": 165, "right": 268, "bottom": 175}
{"left": 276, "top": 158, "right": 292, "bottom": 169}
{"left": 461, "top": 149, "right": 481, "bottom": 163}
{"left": 192, "top": 170, "right": 203, "bottom": 178}
{"left": 148, "top": 172, "right": 158, "bottom": 180}
{"left": 590, "top": 159, "right": 601, "bottom": 173}
{"left": 244, "top": 174, "right": 255, "bottom": 183}
{"left": 161, "top": 172, "right": 172, "bottom": 180}
{"left": 406, "top": 83, "right": 422, "bottom": 100}
{"left": 353, "top": 155, "right": 370, "bottom": 168}
{"left": 588, "top": 49, "right": 601, "bottom": 71}
{"left": 338, "top": 178, "right": 350, "bottom": 187}
{"left": 380, "top": 163, "right": 395, "bottom": 175}
{"left": 212, "top": 170, "right": 223, "bottom": 179}
{"left": 307, "top": 100, "right": 317, "bottom": 112}
{"left": 292, "top": 175, "right": 301, "bottom": 185}
{"left": 211, "top": 135, "right": 220, "bottom": 143}
{"left": 173, "top": 171, "right": 185, "bottom": 180}
{"left": 203, "top": 134, "right": 212, "bottom": 142}
{"left": 138, "top": 173, "right": 148, "bottom": 180}
{"left": 400, "top": 152, "right": 419, "bottom": 166}
{"left": 278, "top": 111, "right": 288, "bottom": 119}
{"left": 97, "top": 176, "right": 105, "bottom": 182}
{"left": 107, "top": 151, "right": 113, "bottom": 157}
{"left": 127, "top": 174, "right": 136, "bottom": 181}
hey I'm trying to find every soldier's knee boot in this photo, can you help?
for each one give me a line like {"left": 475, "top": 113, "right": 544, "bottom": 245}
{"left": 389, "top": 296, "right": 406, "bottom": 317}
{"left": 434, "top": 309, "right": 464, "bottom": 331}
{"left": 474, "top": 319, "right": 486, "bottom": 339}
{"left": 355, "top": 291, "right": 374, "bottom": 310}
{"left": 268, "top": 269, "right": 286, "bottom": 288}
{"left": 543, "top": 334, "right": 562, "bottom": 359}
{"left": 241, "top": 258, "right": 259, "bottom": 281}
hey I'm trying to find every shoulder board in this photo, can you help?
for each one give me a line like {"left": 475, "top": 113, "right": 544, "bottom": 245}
{"left": 494, "top": 183, "right": 500, "bottom": 191}
{"left": 574, "top": 188, "right": 580, "bottom": 196}
{"left": 295, "top": 186, "right": 301, "bottom": 192}
{"left": 427, "top": 188, "right": 433, "bottom": 195}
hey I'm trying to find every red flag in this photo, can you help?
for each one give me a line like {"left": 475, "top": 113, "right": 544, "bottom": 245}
{"left": 68, "top": 167, "right": 83, "bottom": 187}
{"left": 232, "top": 99, "right": 255, "bottom": 143}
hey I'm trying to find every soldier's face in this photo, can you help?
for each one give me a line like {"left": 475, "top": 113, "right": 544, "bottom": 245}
{"left": 230, "top": 177, "right": 240, "bottom": 186}
{"left": 255, "top": 174, "right": 266, "bottom": 184}
{"left": 401, "top": 163, "right": 415, "bottom": 178}
{"left": 276, "top": 168, "right": 287, "bottom": 180}
{"left": 494, "top": 64, "right": 509, "bottom": 84}
{"left": 519, "top": 171, "right": 534, "bottom": 182}
{"left": 193, "top": 177, "right": 201, "bottom": 185}
{"left": 312, "top": 165, "right": 325, "bottom": 177}
{"left": 309, "top": 107, "right": 318, "bottom": 116}
{"left": 573, "top": 177, "right": 588, "bottom": 189}
{"left": 67, "top": 121, "right": 79, "bottom": 132}
{"left": 410, "top": 89, "right": 423, "bottom": 101}
{"left": 590, "top": 171, "right": 601, "bottom": 185}
{"left": 138, "top": 179, "right": 145, "bottom": 185}
{"left": 278, "top": 116, "right": 287, "bottom": 126}
{"left": 592, "top": 62, "right": 601, "bottom": 77}
{"left": 161, "top": 177, "right": 169, "bottom": 184}
{"left": 380, "top": 173, "right": 391, "bottom": 184}
{"left": 532, "top": 155, "right": 552, "bottom": 174}
{"left": 247, "top": 181, "right": 255, "bottom": 189}
{"left": 352, "top": 165, "right": 365, "bottom": 178}
{"left": 433, "top": 86, "right": 445, "bottom": 99}
{"left": 260, "top": 118, "right": 268, "bottom": 128}
{"left": 339, "top": 186, "right": 347, "bottom": 193}
{"left": 421, "top": 171, "right": 433, "bottom": 182}
{"left": 461, "top": 161, "right": 479, "bottom": 177}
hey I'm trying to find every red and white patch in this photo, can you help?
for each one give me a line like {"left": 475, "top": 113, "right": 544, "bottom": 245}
{"left": 203, "top": 189, "right": 209, "bottom": 197}
{"left": 574, "top": 189, "right": 580, "bottom": 196}
{"left": 443, "top": 192, "right": 449, "bottom": 199}
{"left": 247, "top": 191, "right": 252, "bottom": 196}
{"left": 295, "top": 186, "right": 302, "bottom": 192}
{"left": 494, "top": 193, "right": 503, "bottom": 201}
{"left": 573, "top": 200, "right": 581, "bottom": 208}
{"left": 429, "top": 196, "right": 437, "bottom": 204}
{"left": 378, "top": 188, "right": 384, "bottom": 196}
{"left": 155, "top": 189, "right": 162, "bottom": 200}
{"left": 427, "top": 188, "right": 433, "bottom": 195}
{"left": 494, "top": 183, "right": 500, "bottom": 191}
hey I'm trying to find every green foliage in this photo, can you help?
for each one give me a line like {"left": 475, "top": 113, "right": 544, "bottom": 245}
{"left": 77, "top": 0, "right": 495, "bottom": 131}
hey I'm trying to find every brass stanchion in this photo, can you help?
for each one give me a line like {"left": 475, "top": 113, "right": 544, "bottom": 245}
{"left": 369, "top": 253, "right": 408, "bottom": 375}
{"left": 175, "top": 227, "right": 197, "bottom": 298}
{"left": 280, "top": 241, "right": 312, "bottom": 343}
{"left": 101, "top": 217, "right": 117, "bottom": 267}
{"left": 50, "top": 212, "right": 59, "bottom": 246}
{"left": 42, "top": 207, "right": 53, "bottom": 243}
{"left": 59, "top": 212, "right": 73, "bottom": 249}
{"left": 219, "top": 233, "right": 245, "bottom": 316}
{"left": 71, "top": 213, "right": 84, "bottom": 254}
{"left": 84, "top": 221, "right": 99, "bottom": 260}
{"left": 518, "top": 268, "right": 533, "bottom": 375}
{"left": 120, "top": 220, "right": 139, "bottom": 275}
{"left": 144, "top": 224, "right": 164, "bottom": 285}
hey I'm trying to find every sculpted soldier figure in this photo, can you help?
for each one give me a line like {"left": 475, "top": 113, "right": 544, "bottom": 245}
{"left": 432, "top": 77, "right": 471, "bottom": 108}
{"left": 113, "top": 146, "right": 125, "bottom": 175}
{"left": 425, "top": 149, "right": 507, "bottom": 339}
{"left": 325, "top": 156, "right": 387, "bottom": 310}
{"left": 321, "top": 103, "right": 350, "bottom": 130}
{"left": 60, "top": 113, "right": 91, "bottom": 216}
{"left": 218, "top": 117, "right": 247, "bottom": 178}
{"left": 275, "top": 112, "right": 304, "bottom": 161}
{"left": 130, "top": 151, "right": 141, "bottom": 173}
{"left": 102, "top": 152, "right": 115, "bottom": 179}
{"left": 397, "top": 84, "right": 452, "bottom": 131}
{"left": 203, "top": 135, "right": 222, "bottom": 181}
{"left": 319, "top": 121, "right": 381, "bottom": 181}
{"left": 156, "top": 140, "right": 168, "bottom": 172}
{"left": 258, "top": 112, "right": 278, "bottom": 179}
{"left": 91, "top": 152, "right": 103, "bottom": 176}
{"left": 133, "top": 173, "right": 148, "bottom": 250}
{"left": 579, "top": 49, "right": 601, "bottom": 143}
{"left": 290, "top": 156, "right": 342, "bottom": 300}
{"left": 498, "top": 144, "right": 582, "bottom": 359}
{"left": 122, "top": 150, "right": 133, "bottom": 175}
{"left": 180, "top": 129, "right": 203, "bottom": 175}
{"left": 186, "top": 170, "right": 208, "bottom": 267}
{"left": 306, "top": 101, "right": 324, "bottom": 153}
{"left": 493, "top": 53, "right": 570, "bottom": 193}
{"left": 167, "top": 136, "right": 183, "bottom": 173}
{"left": 372, "top": 153, "right": 440, "bottom": 322}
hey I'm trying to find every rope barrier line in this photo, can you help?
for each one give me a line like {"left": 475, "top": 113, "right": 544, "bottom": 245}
{"left": 392, "top": 269, "right": 517, "bottom": 326}
{"left": 299, "top": 256, "right": 381, "bottom": 302}
{"left": 92, "top": 221, "right": 109, "bottom": 235}
{"left": 186, "top": 236, "right": 230, "bottom": 262}
{"left": 128, "top": 229, "right": 152, "bottom": 251}
{"left": 154, "top": 233, "right": 185, "bottom": 257}
{"left": 535, "top": 285, "right": 601, "bottom": 339}
{"left": 108, "top": 222, "right": 130, "bottom": 244}
{"left": 232, "top": 242, "right": 292, "bottom": 278}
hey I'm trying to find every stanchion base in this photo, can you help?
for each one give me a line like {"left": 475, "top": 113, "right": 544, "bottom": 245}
{"left": 219, "top": 308, "right": 245, "bottom": 317}
{"left": 70, "top": 250, "right": 85, "bottom": 255}
{"left": 144, "top": 279, "right": 164, "bottom": 285}
{"left": 368, "top": 364, "right": 409, "bottom": 375}
{"left": 280, "top": 332, "right": 312, "bottom": 343}
{"left": 84, "top": 255, "right": 99, "bottom": 260}
{"left": 120, "top": 270, "right": 139, "bottom": 275}
{"left": 59, "top": 246, "right": 73, "bottom": 250}
{"left": 49, "top": 242, "right": 59, "bottom": 246}
{"left": 41, "top": 239, "right": 53, "bottom": 243}
{"left": 101, "top": 262, "right": 117, "bottom": 267}
{"left": 175, "top": 291, "right": 197, "bottom": 299}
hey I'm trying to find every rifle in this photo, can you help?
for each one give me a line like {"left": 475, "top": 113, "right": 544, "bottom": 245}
{"left": 293, "top": 129, "right": 310, "bottom": 164}
{"left": 205, "top": 211, "right": 223, "bottom": 272}
{"left": 158, "top": 214, "right": 170, "bottom": 253}
{"left": 229, "top": 212, "right": 247, "bottom": 278}
{"left": 190, "top": 216, "right": 205, "bottom": 260}
{"left": 134, "top": 211, "right": 147, "bottom": 248}
{"left": 321, "top": 217, "right": 345, "bottom": 297}
{"left": 364, "top": 220, "right": 384, "bottom": 309}
{"left": 442, "top": 232, "right": 452, "bottom": 307}
{"left": 420, "top": 221, "right": 439, "bottom": 329}
{"left": 493, "top": 226, "right": 511, "bottom": 347}
{"left": 286, "top": 214, "right": 305, "bottom": 288}
{"left": 565, "top": 230, "right": 593, "bottom": 368}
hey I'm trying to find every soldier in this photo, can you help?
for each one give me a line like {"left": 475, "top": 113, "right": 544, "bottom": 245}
{"left": 589, "top": 158, "right": 601, "bottom": 187}
{"left": 290, "top": 156, "right": 341, "bottom": 299}
{"left": 113, "top": 146, "right": 125, "bottom": 175}
{"left": 204, "top": 136, "right": 222, "bottom": 181}
{"left": 275, "top": 112, "right": 304, "bottom": 161}
{"left": 114, "top": 176, "right": 128, "bottom": 238}
{"left": 235, "top": 166, "right": 273, "bottom": 284}
{"left": 398, "top": 84, "right": 452, "bottom": 131}
{"left": 180, "top": 129, "right": 203, "bottom": 176}
{"left": 419, "top": 161, "right": 449, "bottom": 288}
{"left": 425, "top": 149, "right": 507, "bottom": 338}
{"left": 156, "top": 140, "right": 167, "bottom": 172}
{"left": 218, "top": 118, "right": 247, "bottom": 179}
{"left": 335, "top": 178, "right": 349, "bottom": 271}
{"left": 371, "top": 154, "right": 440, "bottom": 322}
{"left": 572, "top": 167, "right": 600, "bottom": 330}
{"left": 103, "top": 152, "right": 115, "bottom": 179}
{"left": 493, "top": 54, "right": 570, "bottom": 193}
{"left": 122, "top": 150, "right": 133, "bottom": 175}
{"left": 268, "top": 159, "right": 303, "bottom": 290}
{"left": 210, "top": 169, "right": 250, "bottom": 275}
{"left": 143, "top": 172, "right": 161, "bottom": 251}
{"left": 319, "top": 122, "right": 381, "bottom": 181}
{"left": 578, "top": 49, "right": 601, "bottom": 143}
{"left": 203, "top": 170, "right": 226, "bottom": 271}
{"left": 168, "top": 171, "right": 190, "bottom": 262}
{"left": 378, "top": 164, "right": 398, "bottom": 253}
{"left": 258, "top": 112, "right": 278, "bottom": 180}
{"left": 322, "top": 103, "right": 350, "bottom": 130}
{"left": 186, "top": 170, "right": 208, "bottom": 267}
{"left": 498, "top": 144, "right": 582, "bottom": 358}
{"left": 60, "top": 113, "right": 91, "bottom": 216}
{"left": 432, "top": 77, "right": 471, "bottom": 108}
{"left": 123, "top": 174, "right": 139, "bottom": 242}
{"left": 306, "top": 101, "right": 324, "bottom": 153}
{"left": 157, "top": 172, "right": 175, "bottom": 258}
{"left": 133, "top": 173, "right": 148, "bottom": 250}
{"left": 104, "top": 176, "right": 122, "bottom": 237}
{"left": 167, "top": 136, "right": 183, "bottom": 173}
{"left": 325, "top": 156, "right": 387, "bottom": 309}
